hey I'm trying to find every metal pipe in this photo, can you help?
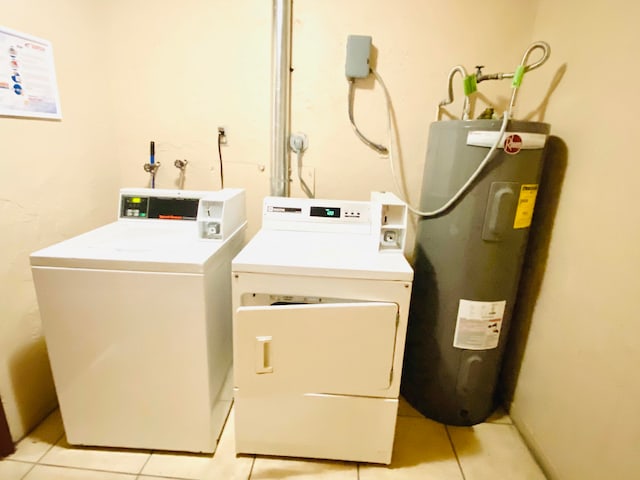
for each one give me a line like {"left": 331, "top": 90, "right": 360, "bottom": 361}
{"left": 270, "top": 0, "right": 292, "bottom": 196}
{"left": 476, "top": 41, "right": 550, "bottom": 83}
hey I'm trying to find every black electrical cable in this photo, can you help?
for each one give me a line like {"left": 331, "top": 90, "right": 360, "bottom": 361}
{"left": 217, "top": 131, "right": 224, "bottom": 188}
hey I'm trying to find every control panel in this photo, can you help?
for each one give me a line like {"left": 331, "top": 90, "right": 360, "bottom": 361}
{"left": 262, "top": 192, "right": 408, "bottom": 252}
{"left": 121, "top": 195, "right": 150, "bottom": 218}
{"left": 263, "top": 198, "right": 371, "bottom": 235}
{"left": 119, "top": 192, "right": 201, "bottom": 221}
{"left": 196, "top": 188, "right": 247, "bottom": 241}
{"left": 117, "top": 187, "right": 246, "bottom": 241}
{"left": 372, "top": 191, "right": 408, "bottom": 252}
{"left": 264, "top": 200, "right": 370, "bottom": 225}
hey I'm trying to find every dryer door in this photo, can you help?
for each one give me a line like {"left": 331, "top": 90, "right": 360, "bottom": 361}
{"left": 234, "top": 302, "right": 398, "bottom": 397}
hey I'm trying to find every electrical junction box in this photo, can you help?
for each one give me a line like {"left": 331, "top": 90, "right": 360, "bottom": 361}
{"left": 345, "top": 35, "right": 372, "bottom": 79}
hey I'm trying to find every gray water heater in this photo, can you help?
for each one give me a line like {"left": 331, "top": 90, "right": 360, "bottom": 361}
{"left": 402, "top": 119, "right": 549, "bottom": 426}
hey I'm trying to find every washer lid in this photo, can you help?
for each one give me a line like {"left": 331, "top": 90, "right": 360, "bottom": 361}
{"left": 232, "top": 230, "right": 413, "bottom": 281}
{"left": 30, "top": 221, "right": 234, "bottom": 274}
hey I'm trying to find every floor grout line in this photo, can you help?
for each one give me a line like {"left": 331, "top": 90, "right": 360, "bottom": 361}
{"left": 136, "top": 473, "right": 194, "bottom": 480}
{"left": 137, "top": 448, "right": 153, "bottom": 476}
{"left": 19, "top": 461, "right": 36, "bottom": 480}
{"left": 35, "top": 430, "right": 65, "bottom": 464}
{"left": 3, "top": 458, "right": 38, "bottom": 465}
{"left": 246, "top": 455, "right": 256, "bottom": 480}
{"left": 445, "top": 425, "right": 467, "bottom": 480}
{"left": 33, "top": 461, "right": 147, "bottom": 476}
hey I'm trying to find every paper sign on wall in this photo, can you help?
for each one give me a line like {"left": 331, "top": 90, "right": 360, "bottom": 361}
{"left": 0, "top": 26, "right": 62, "bottom": 119}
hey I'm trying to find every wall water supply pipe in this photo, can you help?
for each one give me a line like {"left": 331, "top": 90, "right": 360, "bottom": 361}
{"left": 271, "top": 0, "right": 292, "bottom": 196}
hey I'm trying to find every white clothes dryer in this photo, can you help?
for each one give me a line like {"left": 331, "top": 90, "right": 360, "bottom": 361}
{"left": 231, "top": 192, "right": 413, "bottom": 464}
{"left": 30, "top": 188, "right": 246, "bottom": 453}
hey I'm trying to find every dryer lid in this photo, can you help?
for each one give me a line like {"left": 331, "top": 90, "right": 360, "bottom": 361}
{"left": 232, "top": 230, "right": 413, "bottom": 281}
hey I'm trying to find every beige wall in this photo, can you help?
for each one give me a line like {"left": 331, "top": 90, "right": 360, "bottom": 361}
{"left": 3, "top": 2, "right": 637, "bottom": 479}
{"left": 105, "top": 0, "right": 273, "bottom": 235}
{"left": 0, "top": 0, "right": 118, "bottom": 439}
{"left": 506, "top": 1, "right": 640, "bottom": 479}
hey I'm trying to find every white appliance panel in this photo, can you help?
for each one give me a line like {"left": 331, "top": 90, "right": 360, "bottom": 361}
{"left": 32, "top": 266, "right": 216, "bottom": 452}
{"left": 29, "top": 221, "right": 235, "bottom": 273}
{"left": 234, "top": 393, "right": 397, "bottom": 464}
{"left": 232, "top": 230, "right": 412, "bottom": 280}
{"left": 234, "top": 302, "right": 398, "bottom": 396}
{"left": 232, "top": 272, "right": 412, "bottom": 398}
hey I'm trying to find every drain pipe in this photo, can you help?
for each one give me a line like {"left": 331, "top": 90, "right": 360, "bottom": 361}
{"left": 271, "top": 0, "right": 292, "bottom": 196}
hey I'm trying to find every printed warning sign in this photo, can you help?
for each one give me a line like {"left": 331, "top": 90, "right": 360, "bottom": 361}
{"left": 453, "top": 299, "right": 507, "bottom": 350}
{"left": 513, "top": 184, "right": 539, "bottom": 229}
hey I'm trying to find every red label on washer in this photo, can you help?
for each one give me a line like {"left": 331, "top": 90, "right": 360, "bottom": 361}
{"left": 504, "top": 134, "right": 523, "bottom": 154}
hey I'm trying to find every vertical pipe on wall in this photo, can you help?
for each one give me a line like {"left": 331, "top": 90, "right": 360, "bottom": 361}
{"left": 271, "top": 0, "right": 292, "bottom": 196}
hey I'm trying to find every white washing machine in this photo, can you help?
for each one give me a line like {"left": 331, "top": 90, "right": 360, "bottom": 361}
{"left": 30, "top": 188, "right": 246, "bottom": 453}
{"left": 231, "top": 192, "right": 413, "bottom": 464}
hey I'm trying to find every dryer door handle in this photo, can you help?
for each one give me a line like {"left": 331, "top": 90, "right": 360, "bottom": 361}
{"left": 255, "top": 336, "right": 274, "bottom": 374}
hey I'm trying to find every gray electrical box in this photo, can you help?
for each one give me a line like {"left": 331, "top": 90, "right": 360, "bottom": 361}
{"left": 345, "top": 35, "right": 372, "bottom": 79}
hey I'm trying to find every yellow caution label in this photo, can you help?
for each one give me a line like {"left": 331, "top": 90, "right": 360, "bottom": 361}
{"left": 513, "top": 184, "right": 538, "bottom": 229}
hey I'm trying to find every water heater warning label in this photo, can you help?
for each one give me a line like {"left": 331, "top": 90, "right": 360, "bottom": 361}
{"left": 513, "top": 184, "right": 539, "bottom": 229}
{"left": 453, "top": 300, "right": 506, "bottom": 350}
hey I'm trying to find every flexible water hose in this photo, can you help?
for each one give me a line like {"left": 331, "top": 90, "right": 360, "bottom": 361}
{"left": 405, "top": 113, "right": 509, "bottom": 217}
{"left": 437, "top": 65, "right": 471, "bottom": 121}
{"left": 373, "top": 70, "right": 510, "bottom": 218}
{"left": 508, "top": 41, "right": 550, "bottom": 115}
{"left": 357, "top": 41, "right": 549, "bottom": 218}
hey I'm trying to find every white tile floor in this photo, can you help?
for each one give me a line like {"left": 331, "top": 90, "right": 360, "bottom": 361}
{"left": 1, "top": 399, "right": 547, "bottom": 480}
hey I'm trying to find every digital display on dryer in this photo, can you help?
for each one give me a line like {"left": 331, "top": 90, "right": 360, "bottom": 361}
{"left": 310, "top": 206, "right": 341, "bottom": 218}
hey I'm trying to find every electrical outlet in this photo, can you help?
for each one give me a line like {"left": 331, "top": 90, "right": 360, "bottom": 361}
{"left": 218, "top": 126, "right": 227, "bottom": 145}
